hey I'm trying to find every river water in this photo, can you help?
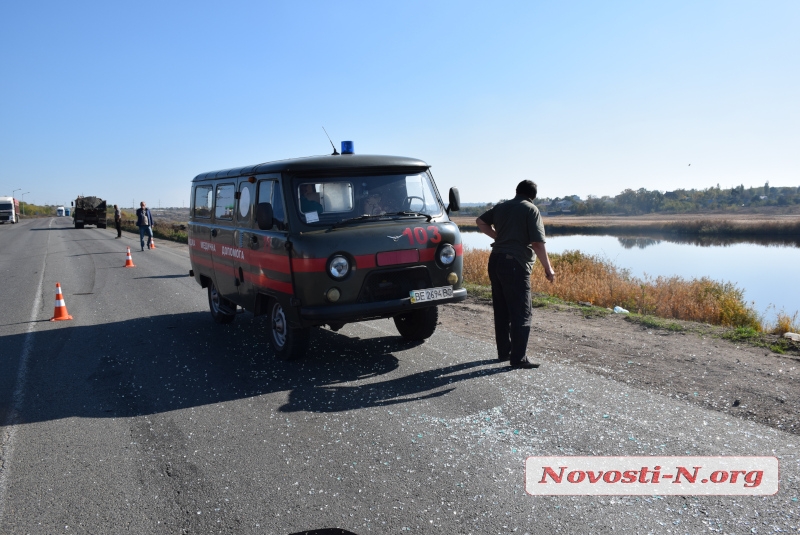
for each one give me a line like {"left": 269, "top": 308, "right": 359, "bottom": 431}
{"left": 461, "top": 232, "right": 799, "bottom": 325}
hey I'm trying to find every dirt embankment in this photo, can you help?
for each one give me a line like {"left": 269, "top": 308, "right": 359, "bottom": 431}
{"left": 439, "top": 296, "right": 800, "bottom": 436}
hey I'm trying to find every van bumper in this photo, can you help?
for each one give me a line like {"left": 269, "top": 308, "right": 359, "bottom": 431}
{"left": 298, "top": 287, "right": 468, "bottom": 326}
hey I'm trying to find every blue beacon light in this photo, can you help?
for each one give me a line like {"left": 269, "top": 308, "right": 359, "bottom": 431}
{"left": 341, "top": 141, "right": 354, "bottom": 154}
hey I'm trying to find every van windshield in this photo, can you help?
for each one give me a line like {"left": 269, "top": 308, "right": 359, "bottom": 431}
{"left": 293, "top": 171, "right": 443, "bottom": 225}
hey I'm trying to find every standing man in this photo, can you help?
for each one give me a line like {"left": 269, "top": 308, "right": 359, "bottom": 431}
{"left": 136, "top": 201, "right": 153, "bottom": 251}
{"left": 476, "top": 180, "right": 556, "bottom": 369}
{"left": 114, "top": 204, "right": 122, "bottom": 238}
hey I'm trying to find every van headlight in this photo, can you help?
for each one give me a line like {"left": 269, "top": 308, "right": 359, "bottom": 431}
{"left": 438, "top": 244, "right": 456, "bottom": 266}
{"left": 328, "top": 255, "right": 350, "bottom": 279}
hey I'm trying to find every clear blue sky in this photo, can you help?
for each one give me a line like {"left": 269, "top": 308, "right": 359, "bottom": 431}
{"left": 1, "top": 1, "right": 798, "bottom": 207}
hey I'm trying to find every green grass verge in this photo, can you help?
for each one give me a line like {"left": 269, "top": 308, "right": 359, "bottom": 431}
{"left": 625, "top": 313, "right": 684, "bottom": 332}
{"left": 721, "top": 326, "right": 760, "bottom": 342}
{"left": 463, "top": 283, "right": 492, "bottom": 300}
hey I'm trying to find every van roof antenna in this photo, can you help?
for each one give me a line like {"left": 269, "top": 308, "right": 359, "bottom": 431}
{"left": 322, "top": 127, "right": 339, "bottom": 155}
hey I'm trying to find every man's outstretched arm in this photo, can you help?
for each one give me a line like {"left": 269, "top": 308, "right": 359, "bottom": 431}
{"left": 531, "top": 242, "right": 556, "bottom": 282}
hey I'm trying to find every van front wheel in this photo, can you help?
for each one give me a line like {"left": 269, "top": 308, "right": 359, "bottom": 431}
{"left": 269, "top": 300, "right": 309, "bottom": 360}
{"left": 208, "top": 281, "right": 236, "bottom": 324}
{"left": 394, "top": 306, "right": 438, "bottom": 341}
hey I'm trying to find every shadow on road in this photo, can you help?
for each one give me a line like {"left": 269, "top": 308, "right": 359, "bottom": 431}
{"left": 132, "top": 274, "right": 192, "bottom": 279}
{"left": 1, "top": 312, "right": 507, "bottom": 424}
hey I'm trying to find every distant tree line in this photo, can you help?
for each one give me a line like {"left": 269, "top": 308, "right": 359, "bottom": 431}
{"left": 456, "top": 183, "right": 800, "bottom": 216}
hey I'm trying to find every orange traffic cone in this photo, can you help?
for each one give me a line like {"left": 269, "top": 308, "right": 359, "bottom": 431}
{"left": 149, "top": 238, "right": 156, "bottom": 249}
{"left": 50, "top": 283, "right": 73, "bottom": 321}
{"left": 124, "top": 246, "right": 136, "bottom": 268}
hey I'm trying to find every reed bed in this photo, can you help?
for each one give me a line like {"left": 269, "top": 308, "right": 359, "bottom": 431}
{"left": 463, "top": 247, "right": 766, "bottom": 330}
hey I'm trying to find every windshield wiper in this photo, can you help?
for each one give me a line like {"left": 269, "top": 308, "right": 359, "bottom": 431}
{"left": 391, "top": 211, "right": 433, "bottom": 221}
{"left": 331, "top": 214, "right": 388, "bottom": 228}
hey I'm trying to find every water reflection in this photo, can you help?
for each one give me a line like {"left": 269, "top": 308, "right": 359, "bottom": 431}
{"left": 545, "top": 229, "right": 800, "bottom": 248}
{"left": 617, "top": 237, "right": 661, "bottom": 249}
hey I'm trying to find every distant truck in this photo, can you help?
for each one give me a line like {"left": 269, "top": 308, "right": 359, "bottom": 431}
{"left": 0, "top": 196, "right": 20, "bottom": 224}
{"left": 72, "top": 196, "right": 107, "bottom": 229}
{"left": 56, "top": 206, "right": 65, "bottom": 217}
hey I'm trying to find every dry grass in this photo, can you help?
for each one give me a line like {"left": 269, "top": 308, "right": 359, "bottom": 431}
{"left": 771, "top": 311, "right": 800, "bottom": 335}
{"left": 463, "top": 247, "right": 764, "bottom": 330}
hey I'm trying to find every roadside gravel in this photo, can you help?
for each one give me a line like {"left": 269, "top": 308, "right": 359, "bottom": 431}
{"left": 439, "top": 295, "right": 800, "bottom": 436}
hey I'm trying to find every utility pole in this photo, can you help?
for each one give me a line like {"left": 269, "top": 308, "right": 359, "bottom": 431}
{"left": 21, "top": 192, "right": 30, "bottom": 215}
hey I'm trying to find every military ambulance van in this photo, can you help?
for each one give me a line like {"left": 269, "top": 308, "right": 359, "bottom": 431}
{"left": 188, "top": 143, "right": 467, "bottom": 359}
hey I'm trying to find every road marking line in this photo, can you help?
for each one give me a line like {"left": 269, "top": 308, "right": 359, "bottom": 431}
{"left": 0, "top": 219, "right": 50, "bottom": 524}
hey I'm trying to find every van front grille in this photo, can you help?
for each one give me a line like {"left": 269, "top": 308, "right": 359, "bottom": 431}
{"left": 358, "top": 267, "right": 432, "bottom": 303}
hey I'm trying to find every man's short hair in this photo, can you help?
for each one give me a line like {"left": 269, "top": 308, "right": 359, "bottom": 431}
{"left": 516, "top": 180, "right": 538, "bottom": 200}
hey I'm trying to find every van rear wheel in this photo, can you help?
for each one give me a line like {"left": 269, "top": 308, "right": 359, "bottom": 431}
{"left": 208, "top": 281, "right": 236, "bottom": 324}
{"left": 269, "top": 299, "right": 309, "bottom": 360}
{"left": 394, "top": 306, "right": 438, "bottom": 341}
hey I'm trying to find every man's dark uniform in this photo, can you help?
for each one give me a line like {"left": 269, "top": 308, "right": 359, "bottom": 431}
{"left": 478, "top": 196, "right": 546, "bottom": 364}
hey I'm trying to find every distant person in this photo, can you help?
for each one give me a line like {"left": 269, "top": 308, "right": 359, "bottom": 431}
{"left": 300, "top": 184, "right": 324, "bottom": 214}
{"left": 136, "top": 201, "right": 153, "bottom": 251}
{"left": 114, "top": 204, "right": 122, "bottom": 238}
{"left": 476, "top": 180, "right": 556, "bottom": 369}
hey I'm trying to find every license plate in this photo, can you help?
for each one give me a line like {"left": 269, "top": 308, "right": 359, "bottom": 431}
{"left": 409, "top": 286, "right": 454, "bottom": 304}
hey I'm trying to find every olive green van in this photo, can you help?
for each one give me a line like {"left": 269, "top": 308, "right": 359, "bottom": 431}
{"left": 188, "top": 146, "right": 466, "bottom": 359}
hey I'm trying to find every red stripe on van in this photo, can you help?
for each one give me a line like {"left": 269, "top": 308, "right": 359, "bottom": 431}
{"left": 377, "top": 249, "right": 419, "bottom": 267}
{"left": 248, "top": 250, "right": 292, "bottom": 274}
{"left": 248, "top": 273, "right": 294, "bottom": 295}
{"left": 191, "top": 255, "right": 214, "bottom": 270}
{"left": 354, "top": 254, "right": 376, "bottom": 269}
{"left": 419, "top": 248, "right": 436, "bottom": 262}
{"left": 292, "top": 257, "right": 328, "bottom": 272}
{"left": 454, "top": 243, "right": 463, "bottom": 256}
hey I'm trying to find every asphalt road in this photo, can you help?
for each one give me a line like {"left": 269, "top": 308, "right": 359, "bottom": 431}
{"left": 0, "top": 217, "right": 798, "bottom": 534}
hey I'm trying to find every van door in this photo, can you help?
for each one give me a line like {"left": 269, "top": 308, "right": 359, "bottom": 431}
{"left": 233, "top": 179, "right": 256, "bottom": 310}
{"left": 190, "top": 184, "right": 215, "bottom": 280}
{"left": 248, "top": 176, "right": 293, "bottom": 299}
{"left": 210, "top": 182, "right": 239, "bottom": 301}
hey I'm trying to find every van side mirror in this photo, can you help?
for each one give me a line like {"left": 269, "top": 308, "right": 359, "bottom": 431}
{"left": 256, "top": 202, "right": 274, "bottom": 230}
{"left": 447, "top": 187, "right": 461, "bottom": 214}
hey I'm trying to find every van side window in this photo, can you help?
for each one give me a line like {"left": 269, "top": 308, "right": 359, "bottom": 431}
{"left": 272, "top": 182, "right": 286, "bottom": 225}
{"left": 194, "top": 185, "right": 213, "bottom": 218}
{"left": 238, "top": 183, "right": 253, "bottom": 222}
{"left": 215, "top": 184, "right": 235, "bottom": 220}
{"left": 297, "top": 182, "right": 353, "bottom": 214}
{"left": 258, "top": 179, "right": 287, "bottom": 230}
